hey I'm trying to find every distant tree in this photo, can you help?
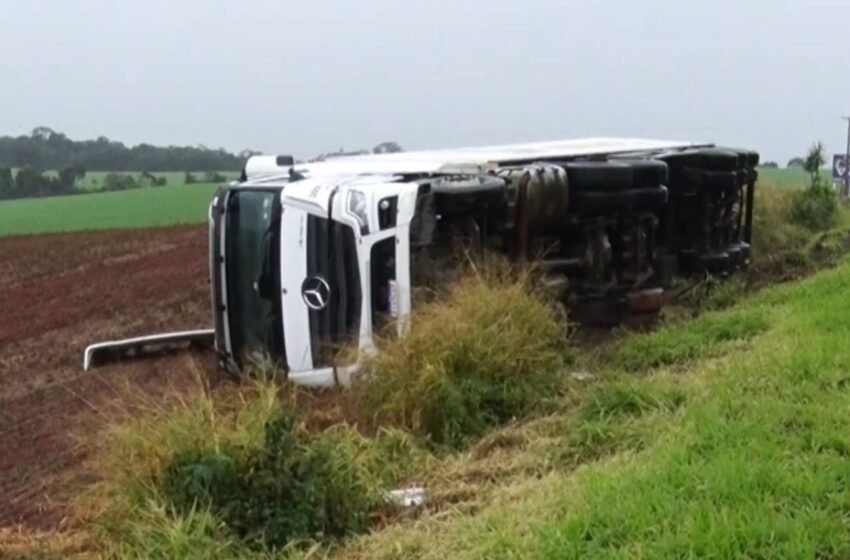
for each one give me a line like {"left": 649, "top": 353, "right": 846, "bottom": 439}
{"left": 787, "top": 157, "right": 805, "bottom": 168}
{"left": 0, "top": 167, "right": 14, "bottom": 199}
{"left": 373, "top": 141, "right": 403, "bottom": 154}
{"left": 760, "top": 161, "right": 779, "bottom": 168}
{"left": 31, "top": 126, "right": 55, "bottom": 139}
{"left": 14, "top": 167, "right": 63, "bottom": 197}
{"left": 58, "top": 165, "right": 85, "bottom": 189}
{"left": 804, "top": 142, "right": 826, "bottom": 188}
{"left": 103, "top": 173, "right": 138, "bottom": 192}
{"left": 185, "top": 172, "right": 198, "bottom": 185}
{"left": 140, "top": 171, "right": 167, "bottom": 187}
{"left": 204, "top": 171, "right": 227, "bottom": 183}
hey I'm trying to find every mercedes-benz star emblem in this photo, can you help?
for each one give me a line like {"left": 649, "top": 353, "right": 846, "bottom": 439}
{"left": 301, "top": 276, "right": 331, "bottom": 311}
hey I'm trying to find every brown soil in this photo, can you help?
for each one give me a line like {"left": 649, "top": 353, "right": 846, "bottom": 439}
{"left": 0, "top": 226, "right": 220, "bottom": 531}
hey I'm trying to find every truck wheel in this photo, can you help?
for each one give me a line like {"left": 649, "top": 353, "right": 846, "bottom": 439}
{"left": 714, "top": 147, "right": 761, "bottom": 168}
{"left": 745, "top": 150, "right": 760, "bottom": 168}
{"left": 665, "top": 167, "right": 701, "bottom": 193}
{"left": 617, "top": 159, "right": 668, "bottom": 188}
{"left": 661, "top": 149, "right": 740, "bottom": 173}
{"left": 566, "top": 161, "right": 634, "bottom": 191}
{"left": 658, "top": 150, "right": 703, "bottom": 171}
{"left": 668, "top": 168, "right": 737, "bottom": 193}
{"left": 701, "top": 170, "right": 739, "bottom": 191}
{"left": 572, "top": 187, "right": 668, "bottom": 214}
{"left": 698, "top": 149, "right": 740, "bottom": 172}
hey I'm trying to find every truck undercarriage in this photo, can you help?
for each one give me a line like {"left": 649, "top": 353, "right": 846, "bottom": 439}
{"left": 405, "top": 147, "right": 758, "bottom": 327}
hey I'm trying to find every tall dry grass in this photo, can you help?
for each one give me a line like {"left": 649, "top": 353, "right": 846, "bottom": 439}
{"left": 354, "top": 260, "right": 569, "bottom": 449}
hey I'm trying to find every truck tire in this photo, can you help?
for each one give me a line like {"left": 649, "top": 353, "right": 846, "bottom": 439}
{"left": 572, "top": 186, "right": 668, "bottom": 214}
{"left": 662, "top": 149, "right": 740, "bottom": 173}
{"left": 716, "top": 147, "right": 761, "bottom": 168}
{"left": 697, "top": 149, "right": 740, "bottom": 172}
{"left": 617, "top": 159, "right": 668, "bottom": 188}
{"left": 668, "top": 168, "right": 737, "bottom": 193}
{"left": 745, "top": 150, "right": 760, "bottom": 167}
{"left": 566, "top": 161, "right": 634, "bottom": 191}
{"left": 701, "top": 170, "right": 739, "bottom": 191}
{"left": 666, "top": 167, "right": 702, "bottom": 193}
{"left": 658, "top": 150, "right": 703, "bottom": 171}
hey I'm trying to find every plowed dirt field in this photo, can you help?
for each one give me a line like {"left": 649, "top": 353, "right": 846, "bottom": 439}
{"left": 0, "top": 226, "right": 218, "bottom": 530}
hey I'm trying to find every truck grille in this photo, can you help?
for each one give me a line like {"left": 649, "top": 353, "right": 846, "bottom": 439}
{"left": 306, "top": 216, "right": 362, "bottom": 367}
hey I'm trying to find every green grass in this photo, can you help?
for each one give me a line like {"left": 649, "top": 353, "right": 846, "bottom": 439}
{"left": 0, "top": 183, "right": 217, "bottom": 236}
{"left": 85, "top": 374, "right": 429, "bottom": 559}
{"left": 339, "top": 255, "right": 850, "bottom": 559}
{"left": 612, "top": 309, "right": 770, "bottom": 371}
{"left": 354, "top": 263, "right": 567, "bottom": 449}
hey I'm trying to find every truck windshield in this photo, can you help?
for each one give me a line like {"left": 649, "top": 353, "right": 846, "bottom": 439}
{"left": 225, "top": 189, "right": 284, "bottom": 366}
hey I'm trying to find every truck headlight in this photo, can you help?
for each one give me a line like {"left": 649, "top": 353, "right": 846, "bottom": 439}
{"left": 347, "top": 190, "right": 369, "bottom": 234}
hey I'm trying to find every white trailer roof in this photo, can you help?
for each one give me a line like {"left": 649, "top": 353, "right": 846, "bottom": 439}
{"left": 245, "top": 137, "right": 711, "bottom": 180}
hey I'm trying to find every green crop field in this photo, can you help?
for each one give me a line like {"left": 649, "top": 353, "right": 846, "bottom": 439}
{"left": 756, "top": 166, "right": 846, "bottom": 189}
{"left": 0, "top": 183, "right": 218, "bottom": 236}
{"left": 757, "top": 167, "right": 809, "bottom": 188}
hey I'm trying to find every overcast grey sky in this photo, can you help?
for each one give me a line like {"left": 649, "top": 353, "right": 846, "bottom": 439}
{"left": 1, "top": 0, "right": 848, "bottom": 162}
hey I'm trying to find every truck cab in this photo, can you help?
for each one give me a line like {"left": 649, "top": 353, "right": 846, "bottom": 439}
{"left": 210, "top": 172, "right": 422, "bottom": 386}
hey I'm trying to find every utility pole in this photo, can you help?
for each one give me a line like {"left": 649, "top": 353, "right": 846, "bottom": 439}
{"left": 843, "top": 116, "right": 850, "bottom": 197}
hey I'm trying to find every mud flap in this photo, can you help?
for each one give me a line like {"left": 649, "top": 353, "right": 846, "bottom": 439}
{"left": 83, "top": 329, "right": 215, "bottom": 370}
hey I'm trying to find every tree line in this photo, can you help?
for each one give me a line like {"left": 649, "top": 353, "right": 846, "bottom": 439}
{"left": 0, "top": 166, "right": 83, "bottom": 199}
{"left": 0, "top": 128, "right": 404, "bottom": 200}
{"left": 0, "top": 127, "right": 250, "bottom": 172}
{"left": 0, "top": 167, "right": 237, "bottom": 201}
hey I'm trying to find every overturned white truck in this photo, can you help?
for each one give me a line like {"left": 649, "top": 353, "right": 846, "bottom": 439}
{"left": 84, "top": 138, "right": 759, "bottom": 386}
